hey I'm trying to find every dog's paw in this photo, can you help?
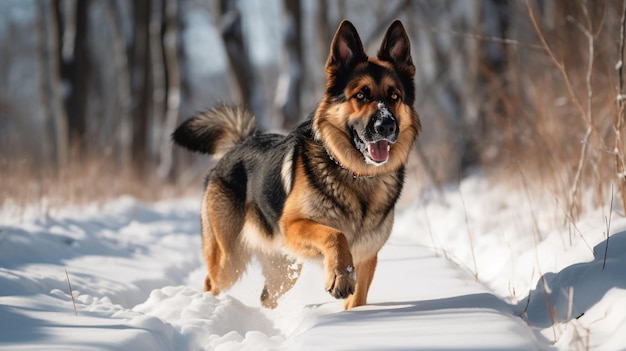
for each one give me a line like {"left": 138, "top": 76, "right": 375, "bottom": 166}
{"left": 325, "top": 265, "right": 356, "bottom": 299}
{"left": 260, "top": 286, "right": 278, "bottom": 309}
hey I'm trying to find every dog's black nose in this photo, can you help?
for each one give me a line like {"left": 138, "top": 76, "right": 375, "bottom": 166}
{"left": 375, "top": 117, "right": 396, "bottom": 138}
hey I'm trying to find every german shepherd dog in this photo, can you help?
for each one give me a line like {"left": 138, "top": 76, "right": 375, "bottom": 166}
{"left": 173, "top": 20, "right": 420, "bottom": 310}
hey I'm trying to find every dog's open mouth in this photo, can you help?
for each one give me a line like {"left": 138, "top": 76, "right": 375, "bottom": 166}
{"left": 354, "top": 134, "right": 393, "bottom": 166}
{"left": 367, "top": 140, "right": 390, "bottom": 164}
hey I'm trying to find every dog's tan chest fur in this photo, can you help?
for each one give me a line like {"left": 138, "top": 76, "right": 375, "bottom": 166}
{"left": 279, "top": 141, "right": 400, "bottom": 263}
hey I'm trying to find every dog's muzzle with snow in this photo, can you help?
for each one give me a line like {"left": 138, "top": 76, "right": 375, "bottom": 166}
{"left": 351, "top": 102, "right": 399, "bottom": 166}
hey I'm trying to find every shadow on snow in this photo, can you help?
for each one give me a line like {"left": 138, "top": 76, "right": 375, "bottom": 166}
{"left": 518, "top": 230, "right": 626, "bottom": 328}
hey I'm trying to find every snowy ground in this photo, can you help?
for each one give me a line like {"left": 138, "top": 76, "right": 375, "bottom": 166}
{"left": 1, "top": 175, "right": 624, "bottom": 350}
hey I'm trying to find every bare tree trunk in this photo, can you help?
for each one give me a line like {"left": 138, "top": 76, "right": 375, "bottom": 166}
{"left": 130, "top": 0, "right": 151, "bottom": 174}
{"left": 41, "top": 0, "right": 69, "bottom": 168}
{"left": 106, "top": 0, "right": 133, "bottom": 167}
{"left": 219, "top": 0, "right": 258, "bottom": 115}
{"left": 66, "top": 0, "right": 90, "bottom": 149}
{"left": 276, "top": 0, "right": 302, "bottom": 129}
{"left": 156, "top": 0, "right": 181, "bottom": 179}
{"left": 317, "top": 0, "right": 331, "bottom": 51}
{"left": 149, "top": 0, "right": 166, "bottom": 168}
{"left": 52, "top": 0, "right": 70, "bottom": 169}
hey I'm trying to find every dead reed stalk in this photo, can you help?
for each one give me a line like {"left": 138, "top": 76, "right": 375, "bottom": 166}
{"left": 459, "top": 189, "right": 479, "bottom": 281}
{"left": 65, "top": 268, "right": 77, "bottom": 316}
{"left": 615, "top": 0, "right": 626, "bottom": 214}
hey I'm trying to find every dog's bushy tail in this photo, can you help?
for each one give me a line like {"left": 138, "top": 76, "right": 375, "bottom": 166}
{"left": 172, "top": 104, "right": 260, "bottom": 158}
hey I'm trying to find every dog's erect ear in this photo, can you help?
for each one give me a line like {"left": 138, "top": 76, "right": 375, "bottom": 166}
{"left": 326, "top": 20, "right": 367, "bottom": 74}
{"left": 377, "top": 20, "right": 415, "bottom": 74}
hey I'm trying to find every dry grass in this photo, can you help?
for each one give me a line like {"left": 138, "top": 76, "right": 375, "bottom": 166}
{"left": 403, "top": 2, "right": 626, "bottom": 224}
{"left": 472, "top": 1, "right": 625, "bottom": 222}
{"left": 0, "top": 153, "right": 204, "bottom": 212}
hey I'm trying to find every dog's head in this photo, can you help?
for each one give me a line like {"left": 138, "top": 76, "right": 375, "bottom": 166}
{"left": 313, "top": 20, "right": 420, "bottom": 177}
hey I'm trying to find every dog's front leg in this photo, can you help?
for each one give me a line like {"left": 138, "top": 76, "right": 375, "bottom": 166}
{"left": 344, "top": 255, "right": 377, "bottom": 310}
{"left": 282, "top": 218, "right": 356, "bottom": 299}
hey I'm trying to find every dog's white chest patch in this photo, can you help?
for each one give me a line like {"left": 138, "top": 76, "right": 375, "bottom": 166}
{"left": 281, "top": 147, "right": 295, "bottom": 194}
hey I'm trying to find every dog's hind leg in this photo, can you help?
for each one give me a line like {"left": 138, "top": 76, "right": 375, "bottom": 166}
{"left": 343, "top": 255, "right": 377, "bottom": 310}
{"left": 201, "top": 180, "right": 250, "bottom": 295}
{"left": 258, "top": 253, "right": 302, "bottom": 308}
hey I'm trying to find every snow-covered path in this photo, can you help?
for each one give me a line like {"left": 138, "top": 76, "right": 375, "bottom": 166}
{"left": 282, "top": 243, "right": 541, "bottom": 350}
{"left": 0, "top": 196, "right": 545, "bottom": 350}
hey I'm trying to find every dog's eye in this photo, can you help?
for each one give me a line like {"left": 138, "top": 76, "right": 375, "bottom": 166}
{"left": 390, "top": 92, "right": 400, "bottom": 102}
{"left": 355, "top": 92, "right": 368, "bottom": 103}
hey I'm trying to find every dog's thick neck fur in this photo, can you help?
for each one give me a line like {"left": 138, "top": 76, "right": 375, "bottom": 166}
{"left": 317, "top": 138, "right": 374, "bottom": 179}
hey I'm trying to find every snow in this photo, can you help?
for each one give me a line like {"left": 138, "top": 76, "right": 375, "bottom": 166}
{"left": 1, "top": 176, "right": 625, "bottom": 350}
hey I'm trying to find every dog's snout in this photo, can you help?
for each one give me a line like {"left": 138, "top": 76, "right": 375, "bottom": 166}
{"left": 375, "top": 117, "right": 396, "bottom": 137}
{"left": 373, "top": 101, "right": 397, "bottom": 139}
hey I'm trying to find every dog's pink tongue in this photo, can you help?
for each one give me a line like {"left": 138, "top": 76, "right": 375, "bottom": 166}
{"left": 368, "top": 140, "right": 389, "bottom": 162}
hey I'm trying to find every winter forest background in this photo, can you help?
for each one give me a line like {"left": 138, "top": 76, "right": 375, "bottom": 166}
{"left": 2, "top": 0, "right": 626, "bottom": 218}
